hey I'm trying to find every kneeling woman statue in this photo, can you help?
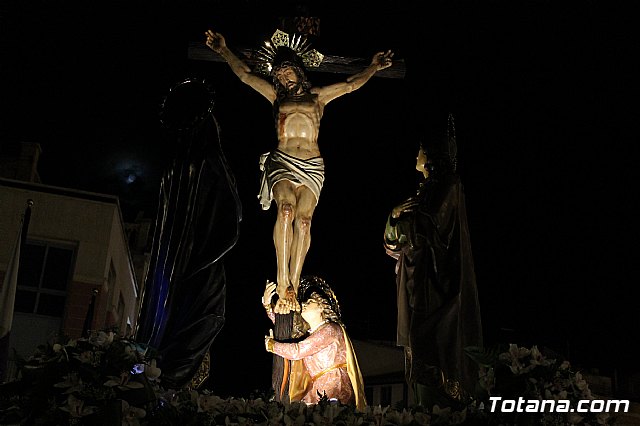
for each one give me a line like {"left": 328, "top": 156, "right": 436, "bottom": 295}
{"left": 262, "top": 276, "right": 366, "bottom": 410}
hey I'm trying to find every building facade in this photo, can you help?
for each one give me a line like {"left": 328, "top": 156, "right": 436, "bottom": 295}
{"left": 1, "top": 175, "right": 141, "bottom": 368}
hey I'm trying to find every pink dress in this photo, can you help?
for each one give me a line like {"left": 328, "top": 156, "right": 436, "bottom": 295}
{"left": 271, "top": 321, "right": 355, "bottom": 405}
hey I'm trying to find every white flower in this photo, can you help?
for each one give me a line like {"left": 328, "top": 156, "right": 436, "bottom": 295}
{"left": 574, "top": 372, "right": 589, "bottom": 391}
{"left": 595, "top": 411, "right": 610, "bottom": 424}
{"left": 432, "top": 404, "right": 452, "bottom": 417}
{"left": 53, "top": 372, "right": 84, "bottom": 393}
{"left": 244, "top": 397, "right": 267, "bottom": 415}
{"left": 121, "top": 400, "right": 146, "bottom": 426}
{"left": 59, "top": 394, "right": 97, "bottom": 417}
{"left": 413, "top": 411, "right": 431, "bottom": 425}
{"left": 104, "top": 372, "right": 144, "bottom": 390}
{"left": 312, "top": 411, "right": 332, "bottom": 425}
{"left": 529, "top": 345, "right": 554, "bottom": 367}
{"left": 566, "top": 411, "right": 585, "bottom": 424}
{"left": 74, "top": 350, "right": 94, "bottom": 364}
{"left": 401, "top": 407, "right": 416, "bottom": 424}
{"left": 143, "top": 358, "right": 162, "bottom": 381}
{"left": 507, "top": 343, "right": 531, "bottom": 360}
{"left": 90, "top": 331, "right": 115, "bottom": 347}
{"left": 198, "top": 394, "right": 224, "bottom": 413}
{"left": 500, "top": 344, "right": 536, "bottom": 375}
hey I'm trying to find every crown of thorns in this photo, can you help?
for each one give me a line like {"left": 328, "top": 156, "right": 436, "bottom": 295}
{"left": 254, "top": 29, "right": 324, "bottom": 75}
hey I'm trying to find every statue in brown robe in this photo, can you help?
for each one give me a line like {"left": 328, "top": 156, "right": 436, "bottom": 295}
{"left": 384, "top": 114, "right": 483, "bottom": 408}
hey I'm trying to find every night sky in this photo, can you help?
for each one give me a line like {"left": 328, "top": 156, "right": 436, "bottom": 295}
{"left": 1, "top": 1, "right": 636, "bottom": 397}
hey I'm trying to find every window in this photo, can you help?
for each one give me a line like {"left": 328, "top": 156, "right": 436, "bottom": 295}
{"left": 380, "top": 385, "right": 392, "bottom": 407}
{"left": 15, "top": 240, "right": 75, "bottom": 318}
{"left": 364, "top": 387, "right": 374, "bottom": 405}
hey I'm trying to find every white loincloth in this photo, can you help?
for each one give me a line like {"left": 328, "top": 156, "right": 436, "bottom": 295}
{"left": 257, "top": 150, "right": 325, "bottom": 210}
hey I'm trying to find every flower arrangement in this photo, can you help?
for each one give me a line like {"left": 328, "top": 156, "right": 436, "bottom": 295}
{"left": 0, "top": 331, "right": 159, "bottom": 425}
{"left": 464, "top": 343, "right": 612, "bottom": 425}
{"left": 0, "top": 333, "right": 614, "bottom": 425}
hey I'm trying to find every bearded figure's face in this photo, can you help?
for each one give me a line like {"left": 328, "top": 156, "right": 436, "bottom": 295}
{"left": 274, "top": 65, "right": 303, "bottom": 94}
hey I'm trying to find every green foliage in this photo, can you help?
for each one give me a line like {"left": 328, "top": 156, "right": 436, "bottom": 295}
{"left": 0, "top": 336, "right": 617, "bottom": 425}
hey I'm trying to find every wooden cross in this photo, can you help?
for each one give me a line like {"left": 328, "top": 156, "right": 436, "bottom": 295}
{"left": 188, "top": 42, "right": 405, "bottom": 79}
{"left": 188, "top": 16, "right": 406, "bottom": 79}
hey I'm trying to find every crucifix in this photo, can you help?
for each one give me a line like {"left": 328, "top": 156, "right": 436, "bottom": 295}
{"left": 189, "top": 42, "right": 406, "bottom": 79}
{"left": 191, "top": 15, "right": 405, "bottom": 403}
{"left": 188, "top": 17, "right": 405, "bottom": 79}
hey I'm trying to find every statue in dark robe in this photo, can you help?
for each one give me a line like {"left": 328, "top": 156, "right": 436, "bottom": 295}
{"left": 383, "top": 113, "right": 482, "bottom": 409}
{"left": 135, "top": 78, "right": 242, "bottom": 389}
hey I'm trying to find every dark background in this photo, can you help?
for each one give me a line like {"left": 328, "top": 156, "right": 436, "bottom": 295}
{"left": 1, "top": 1, "right": 637, "bottom": 397}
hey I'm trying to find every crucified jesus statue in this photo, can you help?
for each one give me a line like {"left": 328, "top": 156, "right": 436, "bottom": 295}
{"left": 205, "top": 28, "right": 393, "bottom": 309}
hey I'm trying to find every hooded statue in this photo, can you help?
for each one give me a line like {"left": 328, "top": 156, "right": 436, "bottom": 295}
{"left": 135, "top": 78, "right": 242, "bottom": 389}
{"left": 384, "top": 113, "right": 483, "bottom": 408}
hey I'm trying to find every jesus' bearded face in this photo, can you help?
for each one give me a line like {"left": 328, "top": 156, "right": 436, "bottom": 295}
{"left": 275, "top": 66, "right": 303, "bottom": 94}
